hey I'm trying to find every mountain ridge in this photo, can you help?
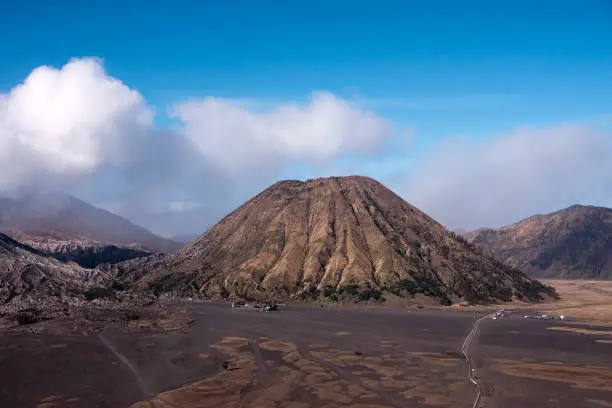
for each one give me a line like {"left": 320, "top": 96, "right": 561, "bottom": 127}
{"left": 465, "top": 204, "right": 612, "bottom": 279}
{"left": 0, "top": 192, "right": 181, "bottom": 254}
{"left": 5, "top": 231, "right": 153, "bottom": 269}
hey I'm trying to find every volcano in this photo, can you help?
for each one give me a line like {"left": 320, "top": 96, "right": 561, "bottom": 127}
{"left": 118, "top": 176, "right": 556, "bottom": 304}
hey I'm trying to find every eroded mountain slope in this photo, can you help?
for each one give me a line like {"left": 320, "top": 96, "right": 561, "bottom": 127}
{"left": 0, "top": 233, "right": 106, "bottom": 306}
{"left": 115, "top": 176, "right": 554, "bottom": 304}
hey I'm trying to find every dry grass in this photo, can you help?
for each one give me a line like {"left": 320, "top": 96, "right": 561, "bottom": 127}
{"left": 461, "top": 280, "right": 612, "bottom": 326}
{"left": 532, "top": 280, "right": 612, "bottom": 326}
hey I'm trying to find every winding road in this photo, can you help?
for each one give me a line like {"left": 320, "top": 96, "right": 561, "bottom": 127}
{"left": 461, "top": 309, "right": 504, "bottom": 408}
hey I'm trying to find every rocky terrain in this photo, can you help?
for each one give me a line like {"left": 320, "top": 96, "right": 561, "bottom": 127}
{"left": 0, "top": 191, "right": 181, "bottom": 254}
{"left": 112, "top": 176, "right": 556, "bottom": 304}
{"left": 6, "top": 232, "right": 152, "bottom": 269}
{"left": 170, "top": 233, "right": 202, "bottom": 244}
{"left": 466, "top": 205, "right": 612, "bottom": 279}
{"left": 45, "top": 242, "right": 151, "bottom": 269}
{"left": 0, "top": 232, "right": 106, "bottom": 309}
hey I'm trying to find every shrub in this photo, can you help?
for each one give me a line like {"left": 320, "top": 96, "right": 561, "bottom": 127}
{"left": 439, "top": 296, "right": 452, "bottom": 306}
{"left": 13, "top": 308, "right": 42, "bottom": 325}
{"left": 111, "top": 281, "right": 128, "bottom": 291}
{"left": 148, "top": 273, "right": 196, "bottom": 296}
{"left": 340, "top": 284, "right": 360, "bottom": 296}
{"left": 124, "top": 311, "right": 141, "bottom": 321}
{"left": 84, "top": 287, "right": 114, "bottom": 301}
{"left": 323, "top": 286, "right": 337, "bottom": 298}
{"left": 358, "top": 288, "right": 382, "bottom": 302}
{"left": 386, "top": 279, "right": 420, "bottom": 297}
{"left": 300, "top": 285, "right": 320, "bottom": 300}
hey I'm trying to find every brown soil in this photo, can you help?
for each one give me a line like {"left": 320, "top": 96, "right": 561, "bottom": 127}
{"left": 0, "top": 303, "right": 477, "bottom": 408}
{"left": 490, "top": 359, "right": 612, "bottom": 391}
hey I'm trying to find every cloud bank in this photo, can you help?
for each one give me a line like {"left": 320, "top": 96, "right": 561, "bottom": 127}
{"left": 403, "top": 124, "right": 612, "bottom": 230}
{"left": 2, "top": 57, "right": 611, "bottom": 236}
{"left": 0, "top": 58, "right": 394, "bottom": 235}
{"left": 172, "top": 93, "right": 390, "bottom": 176}
{"left": 0, "top": 58, "right": 152, "bottom": 191}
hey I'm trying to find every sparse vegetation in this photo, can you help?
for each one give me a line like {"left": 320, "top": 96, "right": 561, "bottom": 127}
{"left": 323, "top": 285, "right": 337, "bottom": 298}
{"left": 12, "top": 308, "right": 44, "bottom": 325}
{"left": 148, "top": 273, "right": 197, "bottom": 296}
{"left": 320, "top": 284, "right": 385, "bottom": 303}
{"left": 84, "top": 286, "right": 115, "bottom": 301}
{"left": 299, "top": 284, "right": 320, "bottom": 300}
{"left": 124, "top": 311, "right": 141, "bottom": 321}
{"left": 358, "top": 288, "right": 382, "bottom": 302}
{"left": 386, "top": 276, "right": 450, "bottom": 305}
{"left": 338, "top": 284, "right": 360, "bottom": 296}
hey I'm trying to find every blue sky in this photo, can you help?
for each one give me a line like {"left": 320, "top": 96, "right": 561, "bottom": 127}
{"left": 1, "top": 1, "right": 612, "bottom": 234}
{"left": 3, "top": 1, "right": 612, "bottom": 119}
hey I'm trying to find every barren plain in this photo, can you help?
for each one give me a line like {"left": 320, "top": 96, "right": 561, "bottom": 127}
{"left": 1, "top": 279, "right": 612, "bottom": 408}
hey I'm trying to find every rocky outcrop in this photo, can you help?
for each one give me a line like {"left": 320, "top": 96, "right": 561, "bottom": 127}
{"left": 7, "top": 233, "right": 152, "bottom": 269}
{"left": 0, "top": 233, "right": 107, "bottom": 307}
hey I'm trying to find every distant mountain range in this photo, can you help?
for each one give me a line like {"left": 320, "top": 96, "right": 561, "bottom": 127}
{"left": 465, "top": 205, "right": 612, "bottom": 279}
{"left": 0, "top": 192, "right": 181, "bottom": 254}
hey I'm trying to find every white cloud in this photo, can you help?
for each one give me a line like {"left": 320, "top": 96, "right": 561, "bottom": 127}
{"left": 0, "top": 57, "right": 152, "bottom": 191}
{"left": 170, "top": 92, "right": 391, "bottom": 175}
{"left": 5, "top": 57, "right": 612, "bottom": 239}
{"left": 0, "top": 58, "right": 394, "bottom": 235}
{"left": 404, "top": 124, "right": 612, "bottom": 230}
